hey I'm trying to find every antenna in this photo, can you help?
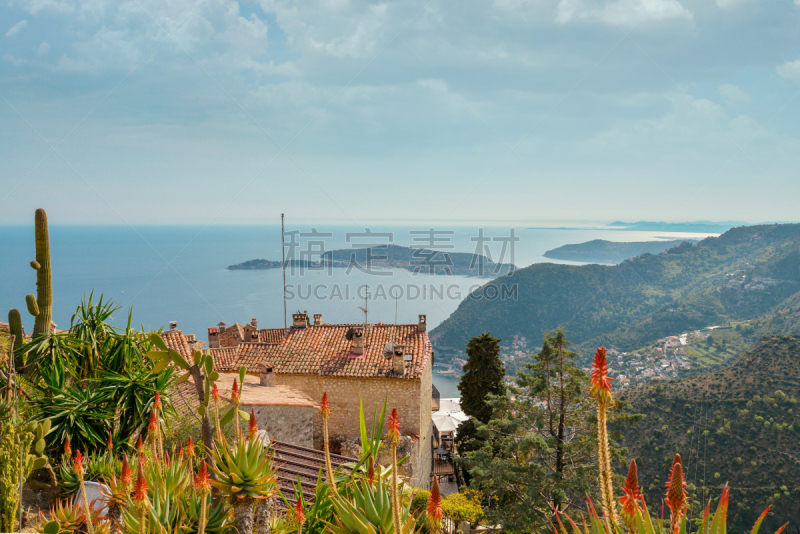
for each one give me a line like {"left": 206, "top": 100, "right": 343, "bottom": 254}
{"left": 281, "top": 213, "right": 287, "bottom": 330}
{"left": 358, "top": 285, "right": 369, "bottom": 326}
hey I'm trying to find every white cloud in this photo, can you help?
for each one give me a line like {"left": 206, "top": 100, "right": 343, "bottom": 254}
{"left": 718, "top": 84, "right": 749, "bottom": 106}
{"left": 37, "top": 42, "right": 50, "bottom": 56}
{"left": 777, "top": 58, "right": 800, "bottom": 84}
{"left": 556, "top": 0, "right": 693, "bottom": 26}
{"left": 5, "top": 20, "right": 28, "bottom": 38}
{"left": 715, "top": 0, "right": 757, "bottom": 8}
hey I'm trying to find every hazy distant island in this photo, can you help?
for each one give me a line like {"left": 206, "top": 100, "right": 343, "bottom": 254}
{"left": 528, "top": 220, "right": 745, "bottom": 232}
{"left": 607, "top": 220, "right": 744, "bottom": 232}
{"left": 228, "top": 244, "right": 516, "bottom": 277}
{"left": 543, "top": 238, "right": 699, "bottom": 264}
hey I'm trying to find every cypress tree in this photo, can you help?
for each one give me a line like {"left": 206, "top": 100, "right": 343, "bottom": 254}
{"left": 458, "top": 332, "right": 505, "bottom": 423}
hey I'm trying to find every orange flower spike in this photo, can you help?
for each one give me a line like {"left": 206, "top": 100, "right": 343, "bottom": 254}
{"left": 665, "top": 454, "right": 688, "bottom": 519}
{"left": 137, "top": 435, "right": 144, "bottom": 453}
{"left": 194, "top": 459, "right": 212, "bottom": 494}
{"left": 248, "top": 408, "right": 258, "bottom": 440}
{"left": 154, "top": 392, "right": 162, "bottom": 410}
{"left": 64, "top": 436, "right": 71, "bottom": 458}
{"left": 212, "top": 383, "right": 219, "bottom": 402}
{"left": 387, "top": 407, "right": 402, "bottom": 445}
{"left": 590, "top": 347, "right": 614, "bottom": 403}
{"left": 187, "top": 437, "right": 195, "bottom": 457}
{"left": 139, "top": 451, "right": 147, "bottom": 467}
{"left": 148, "top": 408, "right": 158, "bottom": 432}
{"left": 427, "top": 476, "right": 444, "bottom": 523}
{"left": 120, "top": 454, "right": 132, "bottom": 487}
{"left": 133, "top": 462, "right": 148, "bottom": 503}
{"left": 321, "top": 392, "right": 330, "bottom": 417}
{"left": 177, "top": 445, "right": 184, "bottom": 459}
{"left": 231, "top": 378, "right": 240, "bottom": 401}
{"left": 294, "top": 499, "right": 306, "bottom": 524}
{"left": 107, "top": 433, "right": 113, "bottom": 452}
{"left": 74, "top": 450, "right": 85, "bottom": 475}
{"left": 619, "top": 459, "right": 642, "bottom": 524}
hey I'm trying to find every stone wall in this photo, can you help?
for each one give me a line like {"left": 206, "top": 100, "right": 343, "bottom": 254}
{"left": 273, "top": 367, "right": 434, "bottom": 489}
{"left": 242, "top": 403, "right": 316, "bottom": 448}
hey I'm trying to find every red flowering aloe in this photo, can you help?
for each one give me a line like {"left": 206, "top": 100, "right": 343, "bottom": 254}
{"left": 619, "top": 460, "right": 642, "bottom": 529}
{"left": 195, "top": 459, "right": 211, "bottom": 494}
{"left": 590, "top": 347, "right": 614, "bottom": 404}
{"left": 107, "top": 432, "right": 113, "bottom": 453}
{"left": 74, "top": 450, "right": 85, "bottom": 475}
{"left": 133, "top": 462, "right": 149, "bottom": 514}
{"left": 154, "top": 391, "right": 162, "bottom": 410}
{"left": 63, "top": 436, "right": 71, "bottom": 458}
{"left": 427, "top": 476, "right": 444, "bottom": 532}
{"left": 231, "top": 378, "right": 240, "bottom": 402}
{"left": 665, "top": 454, "right": 688, "bottom": 530}
{"left": 248, "top": 408, "right": 258, "bottom": 441}
{"left": 294, "top": 499, "right": 306, "bottom": 524}
{"left": 187, "top": 436, "right": 195, "bottom": 457}
{"left": 321, "top": 392, "right": 330, "bottom": 417}
{"left": 212, "top": 383, "right": 219, "bottom": 402}
{"left": 120, "top": 454, "right": 132, "bottom": 490}
{"left": 136, "top": 435, "right": 144, "bottom": 454}
{"left": 387, "top": 408, "right": 402, "bottom": 445}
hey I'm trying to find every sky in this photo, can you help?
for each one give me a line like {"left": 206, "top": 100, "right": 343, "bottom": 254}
{"left": 1, "top": 0, "right": 799, "bottom": 226}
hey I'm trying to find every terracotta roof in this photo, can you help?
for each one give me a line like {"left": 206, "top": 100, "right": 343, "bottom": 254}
{"left": 219, "top": 324, "right": 431, "bottom": 379}
{"left": 219, "top": 323, "right": 246, "bottom": 347}
{"left": 209, "top": 347, "right": 238, "bottom": 372}
{"left": 258, "top": 328, "right": 288, "bottom": 345}
{"left": 199, "top": 373, "right": 319, "bottom": 408}
{"left": 161, "top": 330, "right": 192, "bottom": 360}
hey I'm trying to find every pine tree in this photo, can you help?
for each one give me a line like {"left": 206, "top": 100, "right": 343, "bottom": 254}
{"left": 458, "top": 332, "right": 506, "bottom": 423}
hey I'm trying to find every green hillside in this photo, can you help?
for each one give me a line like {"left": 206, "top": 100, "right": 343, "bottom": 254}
{"left": 618, "top": 335, "right": 800, "bottom": 531}
{"left": 431, "top": 224, "right": 800, "bottom": 360}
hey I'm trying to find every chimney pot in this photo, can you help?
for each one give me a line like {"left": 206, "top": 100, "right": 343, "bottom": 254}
{"left": 314, "top": 313, "right": 322, "bottom": 326}
{"left": 259, "top": 365, "right": 275, "bottom": 387}
{"left": 418, "top": 314, "right": 427, "bottom": 333}
{"left": 251, "top": 318, "right": 258, "bottom": 328}
{"left": 393, "top": 351, "right": 405, "bottom": 377}
{"left": 169, "top": 321, "right": 177, "bottom": 332}
{"left": 208, "top": 327, "right": 220, "bottom": 349}
{"left": 352, "top": 327, "right": 364, "bottom": 355}
{"left": 292, "top": 313, "right": 308, "bottom": 329}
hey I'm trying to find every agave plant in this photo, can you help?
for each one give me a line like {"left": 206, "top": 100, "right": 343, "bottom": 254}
{"left": 36, "top": 499, "right": 86, "bottom": 534}
{"left": 324, "top": 474, "right": 417, "bottom": 534}
{"left": 210, "top": 434, "right": 278, "bottom": 534}
{"left": 121, "top": 450, "right": 230, "bottom": 534}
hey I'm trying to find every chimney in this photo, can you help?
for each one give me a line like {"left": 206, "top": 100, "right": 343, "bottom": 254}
{"left": 169, "top": 321, "right": 178, "bottom": 332}
{"left": 393, "top": 344, "right": 405, "bottom": 377}
{"left": 251, "top": 318, "right": 258, "bottom": 328}
{"left": 352, "top": 327, "right": 364, "bottom": 355}
{"left": 208, "top": 327, "right": 220, "bottom": 349}
{"left": 314, "top": 314, "right": 322, "bottom": 326}
{"left": 292, "top": 312, "right": 308, "bottom": 329}
{"left": 218, "top": 321, "right": 227, "bottom": 333}
{"left": 259, "top": 365, "right": 275, "bottom": 387}
{"left": 418, "top": 314, "right": 427, "bottom": 333}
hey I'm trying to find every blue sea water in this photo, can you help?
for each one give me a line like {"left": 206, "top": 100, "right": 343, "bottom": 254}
{"left": 0, "top": 223, "right": 714, "bottom": 397}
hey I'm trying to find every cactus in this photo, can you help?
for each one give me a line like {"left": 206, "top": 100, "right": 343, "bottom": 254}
{"left": 31, "top": 208, "right": 53, "bottom": 336}
{"left": 7, "top": 309, "right": 23, "bottom": 353}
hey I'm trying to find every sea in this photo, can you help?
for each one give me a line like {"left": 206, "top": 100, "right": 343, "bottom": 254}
{"left": 0, "top": 223, "right": 717, "bottom": 398}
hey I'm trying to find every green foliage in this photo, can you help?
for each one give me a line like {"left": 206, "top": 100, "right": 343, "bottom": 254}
{"left": 0, "top": 408, "right": 42, "bottom": 532}
{"left": 461, "top": 329, "right": 639, "bottom": 531}
{"left": 210, "top": 436, "right": 278, "bottom": 499}
{"left": 441, "top": 492, "right": 483, "bottom": 525}
{"left": 620, "top": 334, "right": 800, "bottom": 531}
{"left": 323, "top": 475, "right": 417, "bottom": 534}
{"left": 458, "top": 332, "right": 505, "bottom": 423}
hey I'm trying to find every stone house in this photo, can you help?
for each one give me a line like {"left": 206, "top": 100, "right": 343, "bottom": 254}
{"left": 205, "top": 312, "right": 435, "bottom": 489}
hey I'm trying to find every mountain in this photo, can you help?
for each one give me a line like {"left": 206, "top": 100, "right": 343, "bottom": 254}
{"left": 618, "top": 335, "right": 800, "bottom": 531}
{"left": 543, "top": 239, "right": 698, "bottom": 264}
{"left": 430, "top": 224, "right": 800, "bottom": 359}
{"left": 228, "top": 244, "right": 515, "bottom": 277}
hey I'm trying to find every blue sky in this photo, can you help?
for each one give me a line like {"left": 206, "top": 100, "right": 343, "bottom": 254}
{"left": 1, "top": 0, "right": 799, "bottom": 225}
